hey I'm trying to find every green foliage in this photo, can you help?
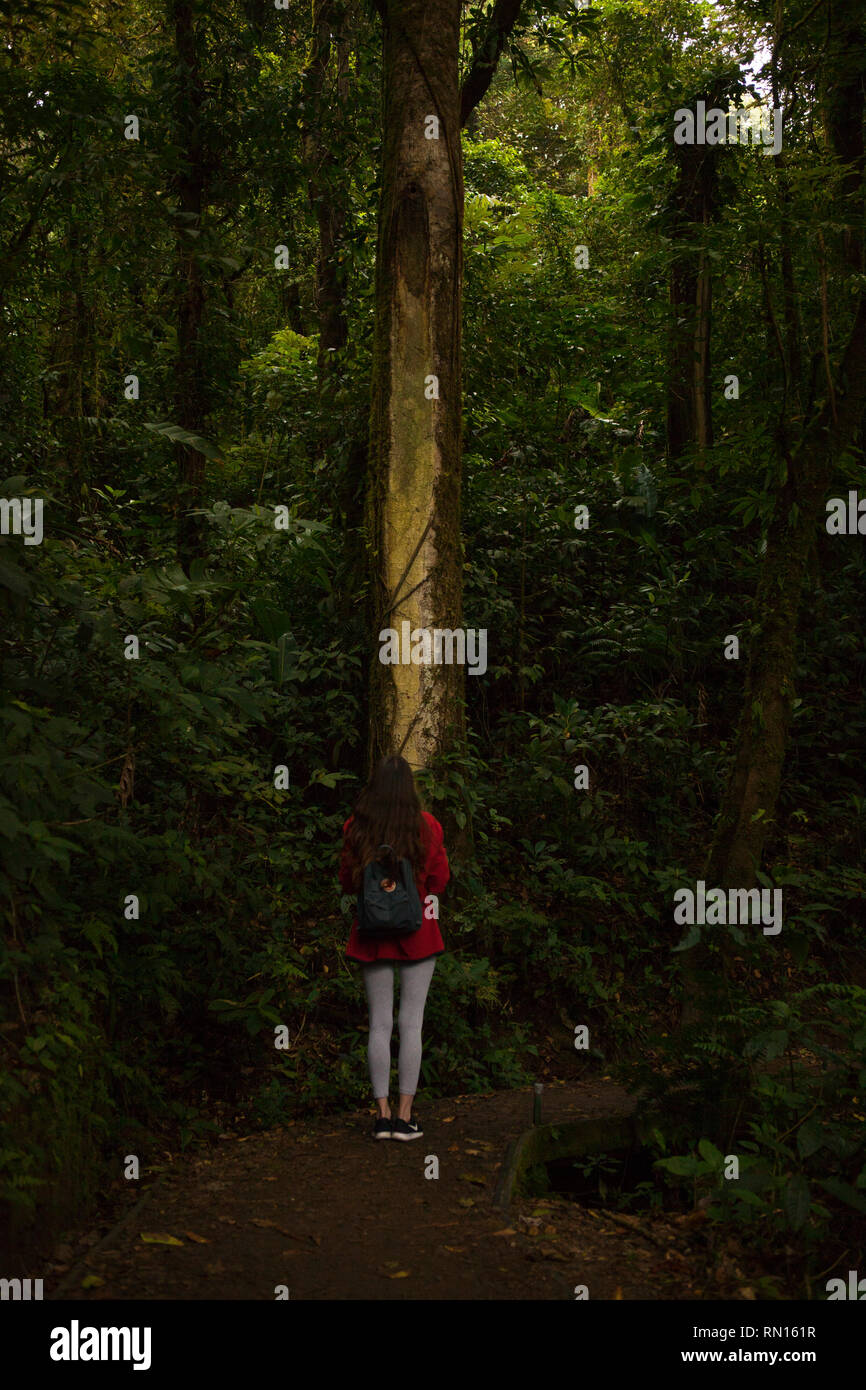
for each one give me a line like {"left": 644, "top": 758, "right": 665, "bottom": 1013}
{"left": 1, "top": 2, "right": 863, "bottom": 1310}
{"left": 626, "top": 986, "right": 866, "bottom": 1289}
{"left": 463, "top": 137, "right": 532, "bottom": 201}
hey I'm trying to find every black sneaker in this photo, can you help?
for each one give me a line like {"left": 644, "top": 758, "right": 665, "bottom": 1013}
{"left": 391, "top": 1116, "right": 423, "bottom": 1141}
{"left": 373, "top": 1116, "right": 393, "bottom": 1140}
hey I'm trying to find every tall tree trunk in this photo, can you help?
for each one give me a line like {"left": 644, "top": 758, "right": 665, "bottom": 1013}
{"left": 667, "top": 253, "right": 697, "bottom": 459}
{"left": 50, "top": 218, "right": 108, "bottom": 490}
{"left": 302, "top": 0, "right": 371, "bottom": 648}
{"left": 366, "top": 0, "right": 465, "bottom": 782}
{"left": 704, "top": 0, "right": 865, "bottom": 895}
{"left": 666, "top": 139, "right": 716, "bottom": 462}
{"left": 301, "top": 0, "right": 351, "bottom": 380}
{"left": 704, "top": 337, "right": 866, "bottom": 892}
{"left": 170, "top": 0, "right": 207, "bottom": 573}
{"left": 283, "top": 280, "right": 306, "bottom": 336}
{"left": 681, "top": 0, "right": 866, "bottom": 1024}
{"left": 363, "top": 0, "right": 523, "bottom": 855}
{"left": 692, "top": 245, "right": 712, "bottom": 453}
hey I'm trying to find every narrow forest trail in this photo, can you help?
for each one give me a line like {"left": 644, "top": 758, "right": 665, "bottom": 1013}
{"left": 49, "top": 1082, "right": 732, "bottom": 1301}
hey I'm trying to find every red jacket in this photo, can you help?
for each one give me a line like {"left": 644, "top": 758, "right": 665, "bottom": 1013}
{"left": 340, "top": 810, "right": 450, "bottom": 962}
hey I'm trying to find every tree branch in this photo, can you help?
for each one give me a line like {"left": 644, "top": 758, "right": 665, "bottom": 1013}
{"left": 459, "top": 0, "right": 524, "bottom": 128}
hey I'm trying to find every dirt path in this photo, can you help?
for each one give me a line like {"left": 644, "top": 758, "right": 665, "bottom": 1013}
{"left": 48, "top": 1081, "right": 723, "bottom": 1300}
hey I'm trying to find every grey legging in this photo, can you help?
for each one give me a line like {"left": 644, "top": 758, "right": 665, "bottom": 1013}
{"left": 361, "top": 956, "right": 437, "bottom": 1098}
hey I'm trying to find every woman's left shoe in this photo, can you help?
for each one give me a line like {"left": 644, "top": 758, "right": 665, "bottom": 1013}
{"left": 373, "top": 1116, "right": 394, "bottom": 1140}
{"left": 391, "top": 1116, "right": 423, "bottom": 1141}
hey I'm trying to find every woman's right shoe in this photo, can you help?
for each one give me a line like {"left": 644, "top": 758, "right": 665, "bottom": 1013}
{"left": 391, "top": 1116, "right": 423, "bottom": 1141}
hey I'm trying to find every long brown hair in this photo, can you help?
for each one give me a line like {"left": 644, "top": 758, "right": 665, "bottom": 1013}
{"left": 344, "top": 755, "right": 427, "bottom": 891}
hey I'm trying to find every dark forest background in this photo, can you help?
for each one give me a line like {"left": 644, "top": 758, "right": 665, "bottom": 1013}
{"left": 1, "top": 0, "right": 864, "bottom": 1297}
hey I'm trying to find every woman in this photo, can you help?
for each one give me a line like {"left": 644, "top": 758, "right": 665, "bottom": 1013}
{"left": 339, "top": 755, "right": 450, "bottom": 1141}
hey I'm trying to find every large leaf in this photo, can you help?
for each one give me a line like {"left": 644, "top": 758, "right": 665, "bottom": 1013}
{"left": 796, "top": 1117, "right": 824, "bottom": 1160}
{"left": 0, "top": 553, "right": 31, "bottom": 596}
{"left": 783, "top": 1174, "right": 811, "bottom": 1230}
{"left": 671, "top": 923, "right": 701, "bottom": 953}
{"left": 818, "top": 1177, "right": 866, "bottom": 1215}
{"left": 698, "top": 1138, "right": 724, "bottom": 1167}
{"left": 143, "top": 420, "right": 224, "bottom": 463}
{"left": 655, "top": 1155, "right": 699, "bottom": 1177}
{"left": 250, "top": 599, "right": 294, "bottom": 643}
{"left": 0, "top": 803, "right": 24, "bottom": 837}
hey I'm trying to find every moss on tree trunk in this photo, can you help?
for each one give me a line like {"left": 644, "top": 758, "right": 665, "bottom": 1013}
{"left": 365, "top": 2, "right": 466, "bottom": 784}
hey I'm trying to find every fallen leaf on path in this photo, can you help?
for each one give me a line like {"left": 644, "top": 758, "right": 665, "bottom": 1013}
{"left": 81, "top": 1274, "right": 104, "bottom": 1288}
{"left": 492, "top": 1228, "right": 516, "bottom": 1237}
{"left": 457, "top": 1197, "right": 474, "bottom": 1208}
{"left": 442, "top": 1117, "right": 455, "bottom": 1123}
{"left": 460, "top": 1173, "right": 486, "bottom": 1185}
{"left": 443, "top": 1246, "right": 466, "bottom": 1253}
{"left": 386, "top": 1271, "right": 410, "bottom": 1279}
{"left": 184, "top": 1231, "right": 210, "bottom": 1244}
{"left": 140, "top": 1233, "right": 183, "bottom": 1246}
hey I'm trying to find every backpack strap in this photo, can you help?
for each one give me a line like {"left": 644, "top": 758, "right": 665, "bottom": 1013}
{"left": 375, "top": 843, "right": 401, "bottom": 882}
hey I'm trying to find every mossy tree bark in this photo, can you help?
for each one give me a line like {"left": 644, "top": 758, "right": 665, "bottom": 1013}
{"left": 365, "top": 1, "right": 466, "bottom": 781}
{"left": 364, "top": 0, "right": 524, "bottom": 859}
